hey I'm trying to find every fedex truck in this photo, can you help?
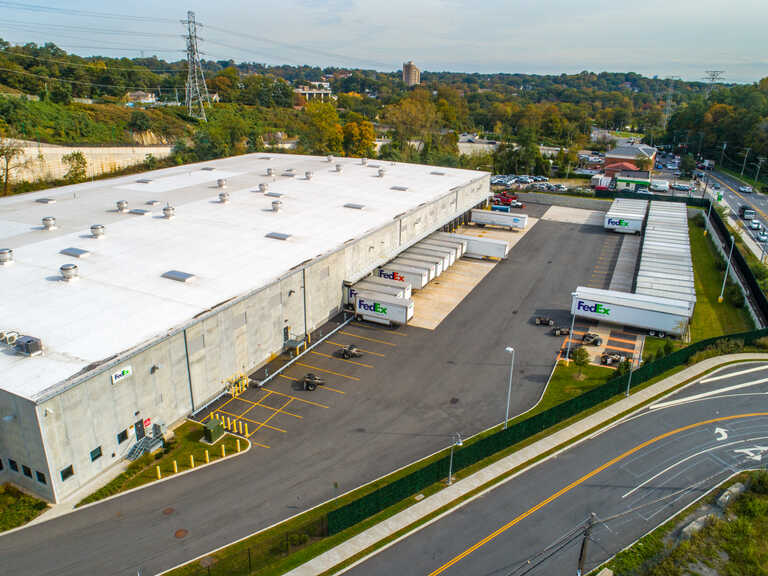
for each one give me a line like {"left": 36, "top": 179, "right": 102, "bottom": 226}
{"left": 376, "top": 265, "right": 428, "bottom": 290}
{"left": 354, "top": 293, "right": 414, "bottom": 326}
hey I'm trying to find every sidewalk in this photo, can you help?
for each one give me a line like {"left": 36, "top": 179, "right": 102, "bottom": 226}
{"left": 285, "top": 353, "right": 768, "bottom": 576}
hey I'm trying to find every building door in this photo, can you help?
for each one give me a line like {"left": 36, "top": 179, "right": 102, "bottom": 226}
{"left": 134, "top": 420, "right": 145, "bottom": 440}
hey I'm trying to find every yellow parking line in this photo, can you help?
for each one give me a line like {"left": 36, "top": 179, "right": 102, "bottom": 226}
{"left": 317, "top": 385, "right": 346, "bottom": 395}
{"left": 233, "top": 393, "right": 302, "bottom": 419}
{"left": 326, "top": 340, "right": 386, "bottom": 357}
{"left": 339, "top": 330, "right": 397, "bottom": 346}
{"left": 253, "top": 398, "right": 293, "bottom": 434}
{"left": 215, "top": 409, "right": 287, "bottom": 433}
{"left": 263, "top": 387, "right": 329, "bottom": 408}
{"left": 351, "top": 322, "right": 407, "bottom": 337}
{"left": 310, "top": 350, "right": 373, "bottom": 368}
{"left": 296, "top": 361, "right": 360, "bottom": 381}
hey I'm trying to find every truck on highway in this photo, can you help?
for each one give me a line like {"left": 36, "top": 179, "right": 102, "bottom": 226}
{"left": 740, "top": 205, "right": 757, "bottom": 220}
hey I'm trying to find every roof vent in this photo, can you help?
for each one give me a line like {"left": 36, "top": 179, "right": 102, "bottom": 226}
{"left": 378, "top": 168, "right": 386, "bottom": 178}
{"left": 136, "top": 178, "right": 152, "bottom": 184}
{"left": 344, "top": 203, "right": 365, "bottom": 210}
{"left": 335, "top": 163, "right": 343, "bottom": 173}
{"left": 201, "top": 167, "right": 216, "bottom": 171}
{"left": 116, "top": 200, "right": 129, "bottom": 213}
{"left": 162, "top": 270, "right": 195, "bottom": 283}
{"left": 90, "top": 224, "right": 105, "bottom": 238}
{"left": 0, "top": 248, "right": 14, "bottom": 266}
{"left": 36, "top": 197, "right": 56, "bottom": 204}
{"left": 145, "top": 200, "right": 160, "bottom": 206}
{"left": 282, "top": 171, "right": 296, "bottom": 178}
{"left": 391, "top": 185, "right": 408, "bottom": 191}
{"left": 42, "top": 216, "right": 57, "bottom": 230}
{"left": 60, "top": 247, "right": 90, "bottom": 259}
{"left": 266, "top": 168, "right": 274, "bottom": 176}
{"left": 217, "top": 178, "right": 227, "bottom": 188}
{"left": 258, "top": 183, "right": 268, "bottom": 193}
{"left": 271, "top": 200, "right": 283, "bottom": 212}
{"left": 259, "top": 156, "right": 272, "bottom": 160}
{"left": 430, "top": 171, "right": 446, "bottom": 176}
{"left": 327, "top": 155, "right": 334, "bottom": 163}
{"left": 0, "top": 330, "right": 19, "bottom": 345}
{"left": 361, "top": 157, "right": 368, "bottom": 165}
{"left": 60, "top": 263, "right": 79, "bottom": 281}
{"left": 305, "top": 171, "right": 313, "bottom": 180}
{"left": 129, "top": 208, "right": 151, "bottom": 216}
{"left": 15, "top": 335, "right": 43, "bottom": 357}
{"left": 219, "top": 191, "right": 230, "bottom": 204}
{"left": 162, "top": 204, "right": 175, "bottom": 219}
{"left": 265, "top": 191, "right": 283, "bottom": 198}
{"left": 266, "top": 231, "right": 291, "bottom": 240}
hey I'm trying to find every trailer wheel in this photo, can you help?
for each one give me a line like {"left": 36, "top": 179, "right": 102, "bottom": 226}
{"left": 306, "top": 381, "right": 317, "bottom": 391}
{"left": 548, "top": 319, "right": 554, "bottom": 326}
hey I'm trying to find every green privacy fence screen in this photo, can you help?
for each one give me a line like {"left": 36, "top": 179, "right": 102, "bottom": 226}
{"left": 327, "top": 192, "right": 768, "bottom": 535}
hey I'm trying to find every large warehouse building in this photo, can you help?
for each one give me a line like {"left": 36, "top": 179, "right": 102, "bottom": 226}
{"left": 0, "top": 153, "right": 489, "bottom": 502}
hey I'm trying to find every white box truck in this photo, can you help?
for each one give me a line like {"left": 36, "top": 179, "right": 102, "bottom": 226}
{"left": 376, "top": 265, "right": 428, "bottom": 290}
{"left": 354, "top": 293, "right": 414, "bottom": 326}
{"left": 392, "top": 257, "right": 437, "bottom": 280}
{"left": 471, "top": 209, "right": 528, "bottom": 230}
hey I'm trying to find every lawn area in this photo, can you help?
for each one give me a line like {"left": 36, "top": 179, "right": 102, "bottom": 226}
{"left": 77, "top": 421, "right": 243, "bottom": 507}
{"left": 0, "top": 483, "right": 48, "bottom": 532}
{"left": 525, "top": 361, "right": 615, "bottom": 416}
{"left": 610, "top": 130, "right": 645, "bottom": 139}
{"left": 688, "top": 221, "right": 754, "bottom": 341}
{"left": 600, "top": 470, "right": 768, "bottom": 576}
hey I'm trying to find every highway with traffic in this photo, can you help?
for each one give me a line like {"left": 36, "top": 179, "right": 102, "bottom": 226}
{"left": 708, "top": 170, "right": 768, "bottom": 259}
{"left": 343, "top": 362, "right": 768, "bottom": 576}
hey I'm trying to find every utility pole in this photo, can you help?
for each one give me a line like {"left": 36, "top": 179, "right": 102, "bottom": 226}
{"left": 756, "top": 157, "right": 766, "bottom": 186}
{"left": 183, "top": 10, "right": 211, "bottom": 121}
{"left": 720, "top": 142, "right": 727, "bottom": 168}
{"left": 704, "top": 70, "right": 725, "bottom": 96}
{"left": 577, "top": 513, "right": 596, "bottom": 576}
{"left": 741, "top": 147, "right": 751, "bottom": 177}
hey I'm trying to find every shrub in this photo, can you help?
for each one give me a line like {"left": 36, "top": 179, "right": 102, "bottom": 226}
{"left": 692, "top": 213, "right": 705, "bottom": 227}
{"left": 755, "top": 337, "right": 768, "bottom": 351}
{"left": 663, "top": 339, "right": 675, "bottom": 355}
{"left": 751, "top": 470, "right": 768, "bottom": 494}
{"left": 725, "top": 284, "right": 745, "bottom": 308}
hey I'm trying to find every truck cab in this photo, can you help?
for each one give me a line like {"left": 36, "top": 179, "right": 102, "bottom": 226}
{"left": 740, "top": 205, "right": 757, "bottom": 220}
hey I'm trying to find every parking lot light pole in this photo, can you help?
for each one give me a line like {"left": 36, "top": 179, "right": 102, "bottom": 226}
{"left": 718, "top": 235, "right": 735, "bottom": 303}
{"left": 565, "top": 295, "right": 577, "bottom": 364}
{"left": 625, "top": 354, "right": 636, "bottom": 397}
{"left": 504, "top": 346, "right": 515, "bottom": 429}
{"left": 448, "top": 432, "right": 463, "bottom": 485}
{"left": 703, "top": 199, "right": 713, "bottom": 236}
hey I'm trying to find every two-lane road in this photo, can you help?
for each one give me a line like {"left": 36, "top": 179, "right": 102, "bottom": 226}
{"left": 344, "top": 362, "right": 768, "bottom": 576}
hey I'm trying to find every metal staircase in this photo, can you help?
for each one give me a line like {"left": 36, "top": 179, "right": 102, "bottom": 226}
{"left": 125, "top": 435, "right": 165, "bottom": 461}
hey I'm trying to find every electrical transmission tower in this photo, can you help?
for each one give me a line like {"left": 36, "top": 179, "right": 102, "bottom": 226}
{"left": 704, "top": 70, "right": 725, "bottom": 95}
{"left": 183, "top": 10, "right": 210, "bottom": 121}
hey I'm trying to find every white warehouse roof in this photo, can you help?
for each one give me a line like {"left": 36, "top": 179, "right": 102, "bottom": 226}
{"left": 0, "top": 153, "right": 486, "bottom": 400}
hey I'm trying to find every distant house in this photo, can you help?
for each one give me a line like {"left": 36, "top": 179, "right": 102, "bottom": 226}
{"left": 605, "top": 144, "right": 657, "bottom": 171}
{"left": 604, "top": 161, "right": 639, "bottom": 178}
{"left": 293, "top": 81, "right": 334, "bottom": 102}
{"left": 125, "top": 91, "right": 157, "bottom": 105}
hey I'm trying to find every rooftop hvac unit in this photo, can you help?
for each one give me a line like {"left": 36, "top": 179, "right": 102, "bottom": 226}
{"left": 163, "top": 204, "right": 175, "bottom": 219}
{"left": 60, "top": 263, "right": 79, "bottom": 281}
{"left": 15, "top": 335, "right": 43, "bottom": 357}
{"left": 42, "top": 216, "right": 56, "bottom": 230}
{"left": 0, "top": 330, "right": 19, "bottom": 345}
{"left": 0, "top": 248, "right": 13, "bottom": 265}
{"left": 116, "top": 200, "right": 129, "bottom": 213}
{"left": 219, "top": 191, "right": 230, "bottom": 203}
{"left": 272, "top": 200, "right": 283, "bottom": 212}
{"left": 217, "top": 178, "right": 227, "bottom": 188}
{"left": 90, "top": 224, "right": 105, "bottom": 238}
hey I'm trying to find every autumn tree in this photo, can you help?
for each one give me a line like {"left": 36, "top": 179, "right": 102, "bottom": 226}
{"left": 0, "top": 135, "right": 24, "bottom": 195}
{"left": 62, "top": 150, "right": 87, "bottom": 182}
{"left": 300, "top": 101, "right": 343, "bottom": 155}
{"left": 343, "top": 120, "right": 375, "bottom": 157}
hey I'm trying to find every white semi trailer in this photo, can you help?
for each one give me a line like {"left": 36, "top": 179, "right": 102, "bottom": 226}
{"left": 375, "top": 265, "right": 428, "bottom": 290}
{"left": 354, "top": 292, "right": 414, "bottom": 326}
{"left": 471, "top": 209, "right": 528, "bottom": 230}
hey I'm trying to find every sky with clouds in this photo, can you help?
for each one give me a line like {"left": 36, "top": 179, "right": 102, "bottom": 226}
{"left": 1, "top": 0, "right": 766, "bottom": 82}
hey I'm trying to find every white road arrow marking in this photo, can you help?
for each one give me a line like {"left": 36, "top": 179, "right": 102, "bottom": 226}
{"left": 733, "top": 446, "right": 768, "bottom": 461}
{"left": 714, "top": 427, "right": 728, "bottom": 441}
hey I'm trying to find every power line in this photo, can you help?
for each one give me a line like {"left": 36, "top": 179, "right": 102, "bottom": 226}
{"left": 0, "top": 48, "right": 183, "bottom": 74}
{"left": 0, "top": 65, "right": 171, "bottom": 91}
{"left": 0, "top": 19, "right": 180, "bottom": 38}
{"left": 0, "top": 1, "right": 178, "bottom": 23}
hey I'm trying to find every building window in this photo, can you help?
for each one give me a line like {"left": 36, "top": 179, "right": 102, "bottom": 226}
{"left": 9, "top": 459, "right": 18, "bottom": 472}
{"left": 22, "top": 465, "right": 32, "bottom": 478}
{"left": 36, "top": 471, "right": 46, "bottom": 484}
{"left": 90, "top": 446, "right": 102, "bottom": 462}
{"left": 60, "top": 465, "right": 74, "bottom": 481}
{"left": 117, "top": 429, "right": 128, "bottom": 444}
{"left": 0, "top": 459, "right": 3, "bottom": 471}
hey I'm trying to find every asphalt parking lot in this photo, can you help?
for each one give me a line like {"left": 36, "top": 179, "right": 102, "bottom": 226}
{"left": 1, "top": 207, "right": 626, "bottom": 576}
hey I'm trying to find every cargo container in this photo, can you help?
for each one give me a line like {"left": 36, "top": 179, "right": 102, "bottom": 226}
{"left": 409, "top": 244, "right": 455, "bottom": 266}
{"left": 471, "top": 209, "right": 528, "bottom": 230}
{"left": 418, "top": 239, "right": 462, "bottom": 262}
{"left": 604, "top": 198, "right": 648, "bottom": 234}
{"left": 428, "top": 234, "right": 468, "bottom": 256}
{"left": 375, "top": 265, "right": 428, "bottom": 290}
{"left": 360, "top": 275, "right": 413, "bottom": 299}
{"left": 403, "top": 249, "right": 450, "bottom": 274}
{"left": 441, "top": 232, "right": 510, "bottom": 259}
{"left": 392, "top": 257, "right": 437, "bottom": 281}
{"left": 354, "top": 292, "right": 414, "bottom": 326}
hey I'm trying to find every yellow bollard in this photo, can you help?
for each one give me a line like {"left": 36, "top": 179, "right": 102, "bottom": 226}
{"left": 238, "top": 420, "right": 243, "bottom": 435}
{"left": 244, "top": 422, "right": 249, "bottom": 436}
{"left": 236, "top": 439, "right": 241, "bottom": 453}
{"left": 221, "top": 444, "right": 226, "bottom": 458}
{"left": 190, "top": 454, "right": 195, "bottom": 469}
{"left": 173, "top": 460, "right": 178, "bottom": 474}
{"left": 205, "top": 449, "right": 210, "bottom": 464}
{"left": 156, "top": 465, "right": 162, "bottom": 480}
{"left": 227, "top": 416, "right": 231, "bottom": 430}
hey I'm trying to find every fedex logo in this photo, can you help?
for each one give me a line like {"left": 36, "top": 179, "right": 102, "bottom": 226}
{"left": 358, "top": 299, "right": 388, "bottom": 315}
{"left": 378, "top": 269, "right": 405, "bottom": 282}
{"left": 576, "top": 300, "right": 610, "bottom": 315}
{"left": 607, "top": 218, "right": 629, "bottom": 227}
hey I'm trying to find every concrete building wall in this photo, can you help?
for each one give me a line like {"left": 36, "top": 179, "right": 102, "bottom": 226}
{"left": 12, "top": 174, "right": 490, "bottom": 502}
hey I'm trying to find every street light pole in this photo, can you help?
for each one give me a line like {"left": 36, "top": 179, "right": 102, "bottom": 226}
{"left": 504, "top": 346, "right": 515, "bottom": 429}
{"left": 704, "top": 198, "right": 713, "bottom": 236}
{"left": 718, "top": 235, "right": 735, "bottom": 303}
{"left": 447, "top": 432, "right": 463, "bottom": 485}
{"left": 625, "top": 354, "right": 636, "bottom": 397}
{"left": 565, "top": 297, "right": 577, "bottom": 364}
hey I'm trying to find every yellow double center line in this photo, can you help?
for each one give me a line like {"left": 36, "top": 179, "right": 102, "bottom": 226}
{"left": 427, "top": 412, "right": 768, "bottom": 575}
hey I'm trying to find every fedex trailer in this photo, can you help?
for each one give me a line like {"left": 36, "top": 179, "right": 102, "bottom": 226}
{"left": 405, "top": 247, "right": 451, "bottom": 271}
{"left": 362, "top": 275, "right": 413, "bottom": 299}
{"left": 428, "top": 234, "right": 467, "bottom": 257}
{"left": 354, "top": 293, "right": 414, "bottom": 326}
{"left": 471, "top": 209, "right": 528, "bottom": 230}
{"left": 417, "top": 240, "right": 460, "bottom": 264}
{"left": 392, "top": 257, "right": 437, "bottom": 280}
{"left": 376, "top": 265, "right": 428, "bottom": 290}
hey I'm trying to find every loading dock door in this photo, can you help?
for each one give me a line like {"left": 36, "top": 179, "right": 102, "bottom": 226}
{"left": 134, "top": 420, "right": 145, "bottom": 440}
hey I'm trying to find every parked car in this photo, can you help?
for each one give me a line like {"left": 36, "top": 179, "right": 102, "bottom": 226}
{"left": 582, "top": 332, "right": 603, "bottom": 346}
{"left": 553, "top": 184, "right": 567, "bottom": 192}
{"left": 713, "top": 183, "right": 721, "bottom": 190}
{"left": 508, "top": 200, "right": 525, "bottom": 209}
{"left": 636, "top": 188, "right": 651, "bottom": 195}
{"left": 535, "top": 316, "right": 555, "bottom": 326}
